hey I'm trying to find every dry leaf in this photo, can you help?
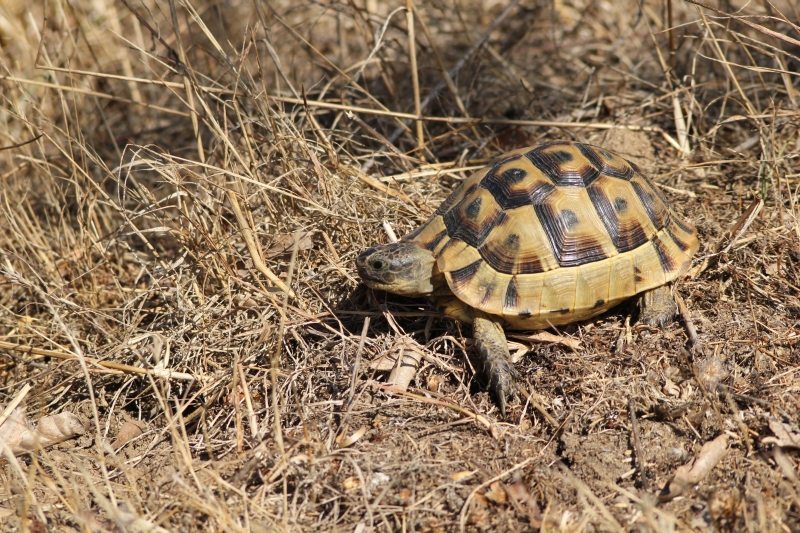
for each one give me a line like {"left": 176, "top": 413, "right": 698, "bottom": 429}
{"left": 264, "top": 232, "right": 314, "bottom": 259}
{"left": 509, "top": 331, "right": 581, "bottom": 351}
{"left": 370, "top": 338, "right": 424, "bottom": 391}
{"left": 663, "top": 378, "right": 680, "bottom": 397}
{"left": 506, "top": 479, "right": 531, "bottom": 503}
{"left": 397, "top": 488, "right": 412, "bottom": 503}
{"left": 659, "top": 433, "right": 728, "bottom": 502}
{"left": 342, "top": 476, "right": 360, "bottom": 490}
{"left": 110, "top": 418, "right": 147, "bottom": 450}
{"left": 773, "top": 446, "right": 798, "bottom": 482}
{"left": 763, "top": 420, "right": 800, "bottom": 448}
{"left": 484, "top": 481, "right": 507, "bottom": 504}
{"left": 386, "top": 349, "right": 422, "bottom": 391}
{"left": 290, "top": 453, "right": 310, "bottom": 465}
{"left": 368, "top": 351, "right": 399, "bottom": 371}
{"left": 508, "top": 340, "right": 530, "bottom": 363}
{"left": 0, "top": 407, "right": 87, "bottom": 455}
{"left": 426, "top": 374, "right": 443, "bottom": 392}
{"left": 472, "top": 492, "right": 489, "bottom": 508}
{"left": 451, "top": 470, "right": 476, "bottom": 482}
{"left": 339, "top": 426, "right": 367, "bottom": 448}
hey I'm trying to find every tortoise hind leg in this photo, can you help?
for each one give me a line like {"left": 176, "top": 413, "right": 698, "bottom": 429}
{"left": 473, "top": 313, "right": 517, "bottom": 417}
{"left": 638, "top": 284, "right": 677, "bottom": 328}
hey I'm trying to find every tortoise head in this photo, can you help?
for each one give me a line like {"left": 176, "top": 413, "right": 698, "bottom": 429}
{"left": 356, "top": 242, "right": 436, "bottom": 296}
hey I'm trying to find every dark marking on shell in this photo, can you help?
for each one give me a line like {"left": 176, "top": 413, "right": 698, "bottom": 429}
{"left": 480, "top": 283, "right": 495, "bottom": 306}
{"left": 640, "top": 172, "right": 672, "bottom": 206}
{"left": 504, "top": 277, "right": 518, "bottom": 309}
{"left": 577, "top": 144, "right": 634, "bottom": 180}
{"left": 435, "top": 238, "right": 454, "bottom": 258}
{"left": 550, "top": 150, "right": 574, "bottom": 164}
{"left": 625, "top": 159, "right": 643, "bottom": 174}
{"left": 617, "top": 220, "right": 649, "bottom": 252}
{"left": 443, "top": 202, "right": 508, "bottom": 248}
{"left": 505, "top": 234, "right": 520, "bottom": 249}
{"left": 449, "top": 259, "right": 483, "bottom": 288}
{"left": 666, "top": 225, "right": 691, "bottom": 252}
{"left": 527, "top": 181, "right": 557, "bottom": 204}
{"left": 652, "top": 235, "right": 677, "bottom": 273}
{"left": 631, "top": 180, "right": 668, "bottom": 228}
{"left": 481, "top": 171, "right": 556, "bottom": 210}
{"left": 587, "top": 184, "right": 649, "bottom": 253}
{"left": 435, "top": 184, "right": 477, "bottom": 216}
{"left": 560, "top": 209, "right": 579, "bottom": 229}
{"left": 550, "top": 170, "right": 586, "bottom": 188}
{"left": 464, "top": 197, "right": 482, "bottom": 219}
{"left": 479, "top": 239, "right": 545, "bottom": 274}
{"left": 633, "top": 266, "right": 644, "bottom": 283}
{"left": 502, "top": 167, "right": 527, "bottom": 184}
{"left": 548, "top": 308, "right": 571, "bottom": 314}
{"left": 518, "top": 309, "right": 532, "bottom": 318}
{"left": 576, "top": 144, "right": 605, "bottom": 171}
{"left": 580, "top": 165, "right": 602, "bottom": 187}
{"left": 525, "top": 148, "right": 577, "bottom": 185}
{"left": 593, "top": 299, "right": 606, "bottom": 309}
{"left": 601, "top": 162, "right": 634, "bottom": 180}
{"left": 671, "top": 214, "right": 694, "bottom": 235}
{"left": 423, "top": 230, "right": 447, "bottom": 251}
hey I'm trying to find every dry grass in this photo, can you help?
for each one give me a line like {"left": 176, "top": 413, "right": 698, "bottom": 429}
{"left": 0, "top": 0, "right": 799, "bottom": 531}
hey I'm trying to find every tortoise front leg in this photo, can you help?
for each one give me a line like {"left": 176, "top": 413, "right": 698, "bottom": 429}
{"left": 473, "top": 313, "right": 517, "bottom": 417}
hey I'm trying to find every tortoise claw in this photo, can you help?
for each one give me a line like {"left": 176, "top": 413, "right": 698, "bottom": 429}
{"left": 486, "top": 357, "right": 517, "bottom": 417}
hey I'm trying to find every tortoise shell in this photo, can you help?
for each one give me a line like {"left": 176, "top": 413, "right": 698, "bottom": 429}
{"left": 403, "top": 141, "right": 699, "bottom": 329}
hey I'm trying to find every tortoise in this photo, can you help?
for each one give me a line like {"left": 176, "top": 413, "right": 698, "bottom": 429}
{"left": 356, "top": 141, "right": 699, "bottom": 415}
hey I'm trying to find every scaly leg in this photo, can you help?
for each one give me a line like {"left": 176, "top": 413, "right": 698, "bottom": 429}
{"left": 473, "top": 313, "right": 517, "bottom": 417}
{"left": 638, "top": 284, "right": 677, "bottom": 328}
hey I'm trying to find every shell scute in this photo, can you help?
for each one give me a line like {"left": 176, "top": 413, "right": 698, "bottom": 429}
{"left": 533, "top": 187, "right": 618, "bottom": 267}
{"left": 481, "top": 156, "right": 556, "bottom": 210}
{"left": 586, "top": 175, "right": 655, "bottom": 252}
{"left": 478, "top": 205, "right": 559, "bottom": 275}
{"left": 631, "top": 240, "right": 667, "bottom": 292}
{"left": 630, "top": 173, "right": 671, "bottom": 229}
{"left": 525, "top": 143, "right": 601, "bottom": 187}
{"left": 574, "top": 261, "right": 611, "bottom": 317}
{"left": 442, "top": 186, "right": 508, "bottom": 249}
{"left": 538, "top": 268, "right": 578, "bottom": 318}
{"left": 444, "top": 260, "right": 512, "bottom": 317}
{"left": 576, "top": 143, "right": 635, "bottom": 181}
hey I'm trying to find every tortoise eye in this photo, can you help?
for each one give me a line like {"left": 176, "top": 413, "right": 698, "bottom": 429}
{"left": 372, "top": 260, "right": 385, "bottom": 270}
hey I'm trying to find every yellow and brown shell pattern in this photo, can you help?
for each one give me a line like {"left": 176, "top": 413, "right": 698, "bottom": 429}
{"left": 404, "top": 141, "right": 699, "bottom": 330}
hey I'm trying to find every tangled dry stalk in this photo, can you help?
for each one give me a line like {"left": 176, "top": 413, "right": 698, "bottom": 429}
{"left": 0, "top": 0, "right": 799, "bottom": 531}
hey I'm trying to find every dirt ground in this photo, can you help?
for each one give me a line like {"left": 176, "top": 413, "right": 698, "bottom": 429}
{"left": 0, "top": 0, "right": 799, "bottom": 531}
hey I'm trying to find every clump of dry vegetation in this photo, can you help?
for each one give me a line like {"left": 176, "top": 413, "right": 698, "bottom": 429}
{"left": 0, "top": 0, "right": 798, "bottom": 531}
